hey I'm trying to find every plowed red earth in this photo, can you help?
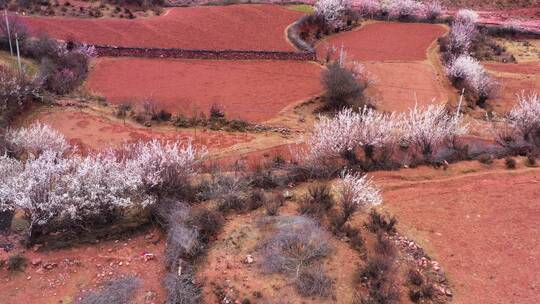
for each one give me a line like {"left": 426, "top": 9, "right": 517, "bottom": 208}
{"left": 22, "top": 4, "right": 302, "bottom": 51}
{"left": 485, "top": 62, "right": 540, "bottom": 113}
{"left": 364, "top": 61, "right": 448, "bottom": 112}
{"left": 86, "top": 57, "right": 322, "bottom": 122}
{"left": 485, "top": 62, "right": 540, "bottom": 75}
{"left": 24, "top": 108, "right": 254, "bottom": 152}
{"left": 378, "top": 168, "right": 540, "bottom": 304}
{"left": 316, "top": 22, "right": 447, "bottom": 61}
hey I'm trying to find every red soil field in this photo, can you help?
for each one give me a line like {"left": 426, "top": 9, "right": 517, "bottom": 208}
{"left": 485, "top": 62, "right": 540, "bottom": 75}
{"left": 316, "top": 22, "right": 447, "bottom": 61}
{"left": 22, "top": 4, "right": 303, "bottom": 51}
{"left": 1, "top": 227, "right": 166, "bottom": 304}
{"left": 86, "top": 57, "right": 322, "bottom": 122}
{"left": 23, "top": 108, "right": 255, "bottom": 152}
{"left": 378, "top": 167, "right": 540, "bottom": 304}
{"left": 364, "top": 61, "right": 449, "bottom": 112}
{"left": 485, "top": 62, "right": 540, "bottom": 113}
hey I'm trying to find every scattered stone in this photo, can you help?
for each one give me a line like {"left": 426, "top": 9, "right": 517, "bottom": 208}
{"left": 143, "top": 253, "right": 155, "bottom": 262}
{"left": 144, "top": 291, "right": 157, "bottom": 303}
{"left": 31, "top": 258, "right": 42, "bottom": 266}
{"left": 244, "top": 255, "right": 254, "bottom": 265}
{"left": 44, "top": 262, "right": 58, "bottom": 270}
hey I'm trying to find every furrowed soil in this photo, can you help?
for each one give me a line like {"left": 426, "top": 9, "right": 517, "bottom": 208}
{"left": 22, "top": 4, "right": 304, "bottom": 51}
{"left": 317, "top": 21, "right": 453, "bottom": 112}
{"left": 373, "top": 162, "right": 540, "bottom": 304}
{"left": 485, "top": 61, "right": 540, "bottom": 114}
{"left": 316, "top": 22, "right": 447, "bottom": 61}
{"left": 85, "top": 57, "right": 323, "bottom": 122}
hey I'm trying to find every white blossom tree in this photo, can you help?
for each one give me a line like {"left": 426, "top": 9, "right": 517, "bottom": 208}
{"left": 403, "top": 103, "right": 468, "bottom": 160}
{"left": 6, "top": 122, "right": 70, "bottom": 156}
{"left": 333, "top": 170, "right": 382, "bottom": 227}
{"left": 506, "top": 92, "right": 540, "bottom": 147}
{"left": 423, "top": 0, "right": 443, "bottom": 20}
{"left": 447, "top": 18, "right": 477, "bottom": 55}
{"left": 0, "top": 124, "right": 206, "bottom": 240}
{"left": 388, "top": 0, "right": 424, "bottom": 20}
{"left": 315, "top": 0, "right": 351, "bottom": 27}
{"left": 456, "top": 9, "right": 479, "bottom": 24}
{"left": 307, "top": 107, "right": 401, "bottom": 165}
{"left": 124, "top": 139, "right": 205, "bottom": 193}
{"left": 336, "top": 170, "right": 382, "bottom": 207}
{"left": 308, "top": 109, "right": 362, "bottom": 162}
{"left": 354, "top": 0, "right": 381, "bottom": 17}
{"left": 0, "top": 154, "right": 22, "bottom": 212}
{"left": 446, "top": 54, "right": 497, "bottom": 101}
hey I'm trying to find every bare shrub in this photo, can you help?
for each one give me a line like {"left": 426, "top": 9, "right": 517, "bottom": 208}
{"left": 209, "top": 103, "right": 225, "bottom": 121}
{"left": 374, "top": 231, "right": 396, "bottom": 257}
{"left": 164, "top": 272, "right": 202, "bottom": 304}
{"left": 321, "top": 62, "right": 367, "bottom": 110}
{"left": 77, "top": 276, "right": 140, "bottom": 304}
{"left": 358, "top": 256, "right": 393, "bottom": 284}
{"left": 407, "top": 269, "right": 424, "bottom": 286}
{"left": 187, "top": 208, "right": 224, "bottom": 243}
{"left": 248, "top": 189, "right": 265, "bottom": 210}
{"left": 504, "top": 157, "right": 516, "bottom": 169}
{"left": 525, "top": 153, "right": 537, "bottom": 167}
{"left": 0, "top": 65, "right": 37, "bottom": 125}
{"left": 264, "top": 198, "right": 280, "bottom": 216}
{"left": 295, "top": 266, "right": 334, "bottom": 298}
{"left": 477, "top": 153, "right": 493, "bottom": 165}
{"left": 365, "top": 209, "right": 397, "bottom": 234}
{"left": 165, "top": 224, "right": 200, "bottom": 270}
{"left": 259, "top": 216, "right": 332, "bottom": 275}
{"left": 7, "top": 253, "right": 26, "bottom": 272}
{"left": 298, "top": 184, "right": 334, "bottom": 218}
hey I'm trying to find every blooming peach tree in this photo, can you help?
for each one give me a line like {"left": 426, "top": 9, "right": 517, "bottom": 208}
{"left": 403, "top": 103, "right": 468, "bottom": 159}
{"left": 506, "top": 92, "right": 540, "bottom": 147}
{"left": 315, "top": 0, "right": 350, "bottom": 27}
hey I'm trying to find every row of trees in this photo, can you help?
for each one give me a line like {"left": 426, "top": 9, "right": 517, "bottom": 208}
{"left": 305, "top": 90, "right": 540, "bottom": 171}
{"left": 0, "top": 123, "right": 205, "bottom": 240}
{"left": 316, "top": 0, "right": 444, "bottom": 23}
{"left": 442, "top": 9, "right": 498, "bottom": 106}
{"left": 306, "top": 104, "right": 468, "bottom": 167}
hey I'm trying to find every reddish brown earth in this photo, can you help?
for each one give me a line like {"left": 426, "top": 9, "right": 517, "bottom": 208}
{"left": 316, "top": 22, "right": 447, "bottom": 61}
{"left": 22, "top": 107, "right": 255, "bottom": 152}
{"left": 485, "top": 62, "right": 540, "bottom": 113}
{"left": 21, "top": 5, "right": 302, "bottom": 51}
{"left": 199, "top": 206, "right": 362, "bottom": 303}
{"left": 485, "top": 62, "right": 540, "bottom": 75}
{"left": 375, "top": 164, "right": 540, "bottom": 304}
{"left": 364, "top": 61, "right": 448, "bottom": 112}
{"left": 86, "top": 57, "right": 322, "bottom": 122}
{"left": 0, "top": 227, "right": 166, "bottom": 304}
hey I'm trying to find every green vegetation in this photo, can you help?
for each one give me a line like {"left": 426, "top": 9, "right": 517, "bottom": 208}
{"left": 0, "top": 50, "right": 39, "bottom": 77}
{"left": 287, "top": 4, "right": 314, "bottom": 14}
